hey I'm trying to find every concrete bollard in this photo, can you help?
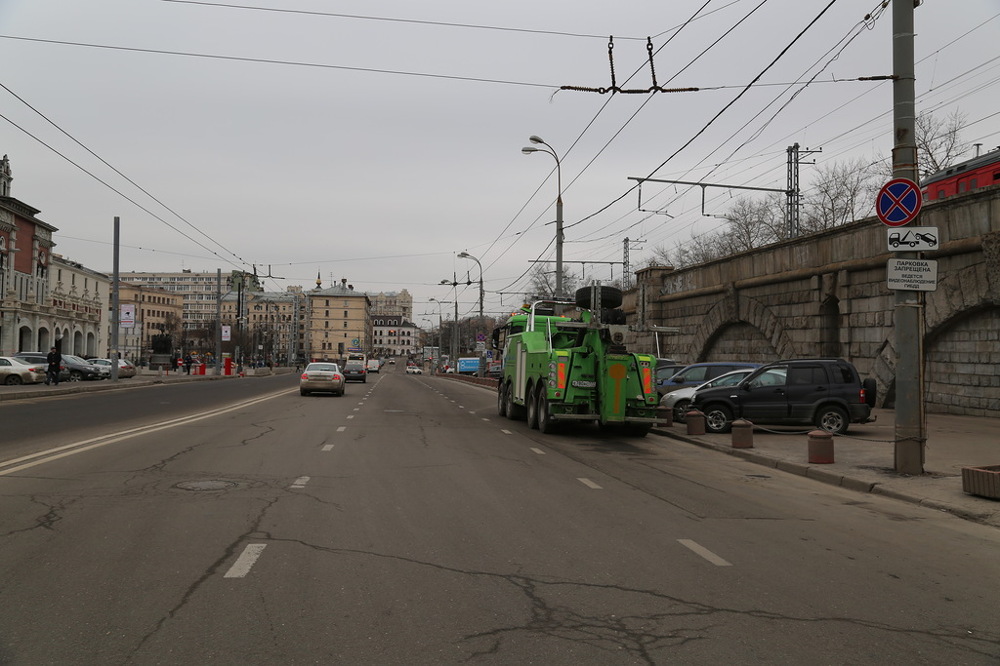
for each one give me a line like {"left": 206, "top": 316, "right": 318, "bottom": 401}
{"left": 686, "top": 410, "right": 706, "bottom": 436}
{"left": 731, "top": 419, "right": 754, "bottom": 448}
{"left": 807, "top": 429, "right": 835, "bottom": 463}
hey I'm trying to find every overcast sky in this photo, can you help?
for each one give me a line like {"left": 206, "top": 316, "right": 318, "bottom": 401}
{"left": 1, "top": 0, "right": 997, "bottom": 325}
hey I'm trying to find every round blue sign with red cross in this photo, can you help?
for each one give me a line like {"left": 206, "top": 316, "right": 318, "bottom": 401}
{"left": 876, "top": 178, "right": 922, "bottom": 227}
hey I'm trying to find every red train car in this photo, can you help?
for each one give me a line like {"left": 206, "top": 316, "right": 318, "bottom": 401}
{"left": 921, "top": 148, "right": 1000, "bottom": 202}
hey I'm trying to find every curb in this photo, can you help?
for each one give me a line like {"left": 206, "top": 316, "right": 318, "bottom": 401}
{"left": 650, "top": 426, "right": 994, "bottom": 527}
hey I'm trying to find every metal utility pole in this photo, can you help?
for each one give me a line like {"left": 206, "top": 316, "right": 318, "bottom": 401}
{"left": 892, "top": 0, "right": 926, "bottom": 474}
{"left": 110, "top": 217, "right": 120, "bottom": 382}
{"left": 215, "top": 268, "right": 222, "bottom": 374}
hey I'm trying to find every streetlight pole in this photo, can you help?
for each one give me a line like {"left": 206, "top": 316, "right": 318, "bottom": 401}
{"left": 522, "top": 135, "right": 563, "bottom": 299}
{"left": 457, "top": 251, "right": 485, "bottom": 376}
{"left": 428, "top": 298, "right": 449, "bottom": 371}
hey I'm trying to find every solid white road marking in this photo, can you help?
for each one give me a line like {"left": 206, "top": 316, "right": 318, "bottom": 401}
{"left": 321, "top": 444, "right": 334, "bottom": 452}
{"left": 224, "top": 544, "right": 267, "bottom": 578}
{"left": 291, "top": 476, "right": 310, "bottom": 488}
{"left": 0, "top": 389, "right": 293, "bottom": 476}
{"left": 577, "top": 478, "right": 602, "bottom": 489}
{"left": 530, "top": 448, "right": 546, "bottom": 455}
{"left": 678, "top": 539, "right": 732, "bottom": 567}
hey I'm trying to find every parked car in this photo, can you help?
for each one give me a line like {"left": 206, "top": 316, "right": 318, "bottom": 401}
{"left": 0, "top": 356, "right": 47, "bottom": 385}
{"left": 89, "top": 358, "right": 137, "bottom": 378}
{"left": 11, "top": 352, "right": 70, "bottom": 383}
{"left": 691, "top": 358, "right": 877, "bottom": 435}
{"left": 60, "top": 354, "right": 104, "bottom": 381}
{"left": 342, "top": 360, "right": 367, "bottom": 382}
{"left": 657, "top": 361, "right": 761, "bottom": 396}
{"left": 405, "top": 364, "right": 422, "bottom": 375}
{"left": 299, "top": 362, "right": 346, "bottom": 396}
{"left": 660, "top": 367, "right": 756, "bottom": 423}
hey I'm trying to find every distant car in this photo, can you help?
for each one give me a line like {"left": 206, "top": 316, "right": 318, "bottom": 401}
{"left": 388, "top": 359, "right": 396, "bottom": 365}
{"left": 405, "top": 364, "right": 422, "bottom": 375}
{"left": 89, "top": 358, "right": 137, "bottom": 378}
{"left": 366, "top": 359, "right": 381, "bottom": 374}
{"left": 657, "top": 362, "right": 761, "bottom": 396}
{"left": 12, "top": 352, "right": 70, "bottom": 382}
{"left": 660, "top": 368, "right": 756, "bottom": 423}
{"left": 343, "top": 360, "right": 367, "bottom": 382}
{"left": 0, "top": 356, "right": 47, "bottom": 385}
{"left": 300, "top": 362, "right": 346, "bottom": 396}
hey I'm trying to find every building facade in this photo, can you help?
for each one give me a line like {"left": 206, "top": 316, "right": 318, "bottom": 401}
{"left": 117, "top": 270, "right": 225, "bottom": 332}
{"left": 304, "top": 278, "right": 371, "bottom": 361}
{"left": 221, "top": 286, "right": 305, "bottom": 365}
{"left": 371, "top": 315, "right": 420, "bottom": 358}
{"left": 0, "top": 156, "right": 107, "bottom": 357}
{"left": 111, "top": 283, "right": 183, "bottom": 363}
{"left": 368, "top": 289, "right": 413, "bottom": 320}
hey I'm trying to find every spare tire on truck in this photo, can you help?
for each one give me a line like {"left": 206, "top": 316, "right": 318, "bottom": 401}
{"left": 575, "top": 286, "right": 623, "bottom": 310}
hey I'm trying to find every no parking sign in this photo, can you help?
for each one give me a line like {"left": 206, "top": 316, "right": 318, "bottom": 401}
{"left": 876, "top": 178, "right": 922, "bottom": 227}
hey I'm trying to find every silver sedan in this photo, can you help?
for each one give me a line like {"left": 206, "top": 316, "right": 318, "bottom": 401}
{"left": 0, "top": 356, "right": 47, "bottom": 385}
{"left": 660, "top": 368, "right": 756, "bottom": 423}
{"left": 299, "top": 362, "right": 346, "bottom": 396}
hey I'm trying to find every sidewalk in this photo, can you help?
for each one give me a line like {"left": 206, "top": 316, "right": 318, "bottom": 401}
{"left": 0, "top": 366, "right": 293, "bottom": 402}
{"left": 653, "top": 409, "right": 1000, "bottom": 528}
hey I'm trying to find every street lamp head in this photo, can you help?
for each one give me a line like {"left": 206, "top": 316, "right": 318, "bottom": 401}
{"left": 439, "top": 279, "right": 451, "bottom": 285}
{"left": 529, "top": 135, "right": 545, "bottom": 145}
{"left": 457, "top": 251, "right": 470, "bottom": 259}
{"left": 521, "top": 147, "right": 538, "bottom": 155}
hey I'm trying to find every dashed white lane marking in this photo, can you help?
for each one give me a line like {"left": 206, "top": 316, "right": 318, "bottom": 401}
{"left": 501, "top": 429, "right": 513, "bottom": 435}
{"left": 458, "top": 405, "right": 465, "bottom": 409}
{"left": 481, "top": 418, "right": 490, "bottom": 422}
{"left": 678, "top": 539, "right": 732, "bottom": 567}
{"left": 224, "top": 544, "right": 267, "bottom": 579}
{"left": 353, "top": 408, "right": 360, "bottom": 412}
{"left": 291, "top": 476, "right": 310, "bottom": 489}
{"left": 530, "top": 448, "right": 546, "bottom": 455}
{"left": 577, "top": 478, "right": 602, "bottom": 489}
{"left": 321, "top": 444, "right": 334, "bottom": 452}
{"left": 346, "top": 415, "right": 354, "bottom": 419}
{"left": 336, "top": 426, "right": 346, "bottom": 432}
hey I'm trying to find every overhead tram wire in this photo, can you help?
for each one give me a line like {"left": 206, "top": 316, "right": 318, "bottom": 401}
{"left": 484, "top": 0, "right": 722, "bottom": 289}
{"left": 0, "top": 109, "right": 248, "bottom": 270}
{"left": 571, "top": 0, "right": 847, "bottom": 259}
{"left": 0, "top": 81, "right": 252, "bottom": 268}
{"left": 0, "top": 35, "right": 560, "bottom": 91}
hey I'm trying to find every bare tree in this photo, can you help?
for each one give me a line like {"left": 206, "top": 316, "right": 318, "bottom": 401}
{"left": 916, "top": 109, "right": 969, "bottom": 177}
{"left": 526, "top": 263, "right": 578, "bottom": 301}
{"left": 802, "top": 157, "right": 881, "bottom": 232}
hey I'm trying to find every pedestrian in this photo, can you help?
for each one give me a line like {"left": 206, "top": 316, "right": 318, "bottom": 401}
{"left": 46, "top": 346, "right": 61, "bottom": 386}
{"left": 184, "top": 353, "right": 193, "bottom": 374}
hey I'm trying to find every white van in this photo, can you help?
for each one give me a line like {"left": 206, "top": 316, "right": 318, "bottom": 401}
{"left": 366, "top": 359, "right": 381, "bottom": 373}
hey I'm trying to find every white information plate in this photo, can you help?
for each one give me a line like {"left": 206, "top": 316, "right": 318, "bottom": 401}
{"left": 887, "top": 258, "right": 938, "bottom": 291}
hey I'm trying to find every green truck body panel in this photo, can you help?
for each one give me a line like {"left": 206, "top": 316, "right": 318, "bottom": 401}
{"left": 497, "top": 304, "right": 663, "bottom": 429}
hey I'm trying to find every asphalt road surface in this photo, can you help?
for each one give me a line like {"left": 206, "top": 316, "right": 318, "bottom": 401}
{"left": 2, "top": 367, "right": 998, "bottom": 665}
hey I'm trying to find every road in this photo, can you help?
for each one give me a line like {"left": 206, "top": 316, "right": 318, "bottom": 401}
{"left": 1, "top": 366, "right": 998, "bottom": 665}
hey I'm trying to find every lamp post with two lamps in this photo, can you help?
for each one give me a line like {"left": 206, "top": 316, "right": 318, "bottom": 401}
{"left": 428, "top": 297, "right": 452, "bottom": 371}
{"left": 521, "top": 135, "right": 564, "bottom": 299}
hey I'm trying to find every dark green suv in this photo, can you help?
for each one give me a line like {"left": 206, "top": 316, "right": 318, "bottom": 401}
{"left": 692, "top": 358, "right": 876, "bottom": 435}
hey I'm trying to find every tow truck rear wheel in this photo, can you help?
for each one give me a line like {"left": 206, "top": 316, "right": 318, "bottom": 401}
{"left": 505, "top": 382, "right": 525, "bottom": 420}
{"left": 497, "top": 383, "right": 508, "bottom": 417}
{"left": 526, "top": 383, "right": 540, "bottom": 429}
{"left": 537, "top": 394, "right": 557, "bottom": 434}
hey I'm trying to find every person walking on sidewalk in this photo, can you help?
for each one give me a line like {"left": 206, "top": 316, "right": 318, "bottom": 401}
{"left": 46, "top": 346, "right": 61, "bottom": 386}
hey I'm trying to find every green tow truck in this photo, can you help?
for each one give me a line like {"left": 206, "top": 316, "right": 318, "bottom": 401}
{"left": 493, "top": 286, "right": 666, "bottom": 436}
